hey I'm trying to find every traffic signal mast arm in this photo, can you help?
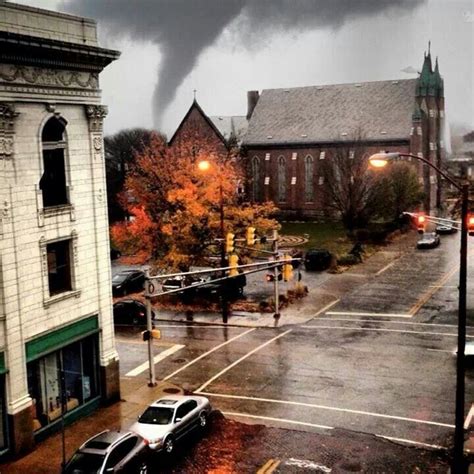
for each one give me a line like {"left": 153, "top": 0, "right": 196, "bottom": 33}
{"left": 403, "top": 212, "right": 463, "bottom": 231}
{"left": 145, "top": 258, "right": 300, "bottom": 298}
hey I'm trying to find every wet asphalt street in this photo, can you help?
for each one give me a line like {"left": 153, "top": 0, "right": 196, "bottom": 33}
{"left": 114, "top": 231, "right": 474, "bottom": 468}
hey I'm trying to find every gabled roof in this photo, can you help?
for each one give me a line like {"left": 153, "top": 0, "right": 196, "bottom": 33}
{"left": 209, "top": 115, "right": 248, "bottom": 145}
{"left": 168, "top": 100, "right": 228, "bottom": 148}
{"left": 242, "top": 79, "right": 418, "bottom": 147}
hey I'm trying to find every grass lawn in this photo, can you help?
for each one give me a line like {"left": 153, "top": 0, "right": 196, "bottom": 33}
{"left": 280, "top": 221, "right": 377, "bottom": 258}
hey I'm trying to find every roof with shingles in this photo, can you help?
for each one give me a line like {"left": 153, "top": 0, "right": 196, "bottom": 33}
{"left": 242, "top": 79, "right": 417, "bottom": 146}
{"left": 209, "top": 115, "right": 248, "bottom": 145}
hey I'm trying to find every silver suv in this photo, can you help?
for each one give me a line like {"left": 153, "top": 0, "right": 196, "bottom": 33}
{"left": 64, "top": 430, "right": 149, "bottom": 474}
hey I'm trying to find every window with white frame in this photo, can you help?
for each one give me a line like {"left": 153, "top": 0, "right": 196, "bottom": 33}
{"left": 291, "top": 152, "right": 297, "bottom": 160}
{"left": 265, "top": 153, "right": 271, "bottom": 161}
{"left": 349, "top": 150, "right": 355, "bottom": 159}
{"left": 318, "top": 176, "right": 324, "bottom": 185}
{"left": 319, "top": 151, "right": 326, "bottom": 160}
{"left": 417, "top": 126, "right": 422, "bottom": 135}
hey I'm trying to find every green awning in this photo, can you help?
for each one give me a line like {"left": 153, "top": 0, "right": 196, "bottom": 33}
{"left": 26, "top": 315, "right": 99, "bottom": 362}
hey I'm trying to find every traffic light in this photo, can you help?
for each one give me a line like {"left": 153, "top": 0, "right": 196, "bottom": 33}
{"left": 151, "top": 329, "right": 161, "bottom": 340}
{"left": 246, "top": 227, "right": 257, "bottom": 246}
{"left": 266, "top": 272, "right": 282, "bottom": 282}
{"left": 142, "top": 330, "right": 151, "bottom": 341}
{"left": 229, "top": 254, "right": 239, "bottom": 277}
{"left": 225, "top": 232, "right": 235, "bottom": 253}
{"left": 282, "top": 255, "right": 294, "bottom": 281}
{"left": 468, "top": 215, "right": 474, "bottom": 236}
{"left": 416, "top": 214, "right": 426, "bottom": 233}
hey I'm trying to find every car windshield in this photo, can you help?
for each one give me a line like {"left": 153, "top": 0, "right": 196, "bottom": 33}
{"left": 112, "top": 274, "right": 128, "bottom": 284}
{"left": 421, "top": 233, "right": 436, "bottom": 240}
{"left": 138, "top": 406, "right": 174, "bottom": 425}
{"left": 64, "top": 452, "right": 106, "bottom": 473}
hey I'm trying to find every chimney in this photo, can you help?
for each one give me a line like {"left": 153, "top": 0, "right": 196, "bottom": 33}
{"left": 246, "top": 90, "right": 259, "bottom": 120}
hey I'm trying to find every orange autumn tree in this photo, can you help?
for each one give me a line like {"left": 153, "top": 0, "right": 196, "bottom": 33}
{"left": 111, "top": 131, "right": 279, "bottom": 270}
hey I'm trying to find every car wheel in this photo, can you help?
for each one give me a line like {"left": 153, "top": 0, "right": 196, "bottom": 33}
{"left": 132, "top": 316, "right": 140, "bottom": 326}
{"left": 137, "top": 461, "right": 148, "bottom": 474}
{"left": 164, "top": 436, "right": 174, "bottom": 454}
{"left": 199, "top": 412, "right": 208, "bottom": 429}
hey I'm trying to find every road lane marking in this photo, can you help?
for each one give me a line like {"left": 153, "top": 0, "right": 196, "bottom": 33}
{"left": 312, "top": 299, "right": 340, "bottom": 318}
{"left": 286, "top": 458, "right": 332, "bottom": 472}
{"left": 257, "top": 458, "right": 280, "bottom": 474}
{"left": 464, "top": 404, "right": 474, "bottom": 430}
{"left": 377, "top": 435, "right": 446, "bottom": 450}
{"left": 223, "top": 411, "right": 333, "bottom": 431}
{"left": 195, "top": 330, "right": 292, "bottom": 393}
{"left": 427, "top": 348, "right": 454, "bottom": 353}
{"left": 314, "top": 317, "right": 474, "bottom": 329}
{"left": 202, "top": 392, "right": 454, "bottom": 428}
{"left": 327, "top": 311, "right": 412, "bottom": 318}
{"left": 125, "top": 344, "right": 185, "bottom": 377}
{"left": 152, "top": 324, "right": 243, "bottom": 329}
{"left": 162, "top": 328, "right": 255, "bottom": 381}
{"left": 300, "top": 325, "right": 474, "bottom": 338}
{"left": 375, "top": 261, "right": 395, "bottom": 276}
{"left": 409, "top": 265, "right": 458, "bottom": 315}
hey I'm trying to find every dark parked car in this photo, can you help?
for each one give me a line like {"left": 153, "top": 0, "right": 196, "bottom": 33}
{"left": 64, "top": 430, "right": 149, "bottom": 474}
{"left": 110, "top": 248, "right": 122, "bottom": 260}
{"left": 112, "top": 270, "right": 145, "bottom": 296}
{"left": 416, "top": 232, "right": 441, "bottom": 249}
{"left": 435, "top": 223, "right": 457, "bottom": 234}
{"left": 162, "top": 267, "right": 246, "bottom": 301}
{"left": 113, "top": 299, "right": 156, "bottom": 326}
{"left": 304, "top": 249, "right": 332, "bottom": 271}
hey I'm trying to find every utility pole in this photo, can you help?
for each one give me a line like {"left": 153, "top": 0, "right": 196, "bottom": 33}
{"left": 144, "top": 268, "right": 156, "bottom": 387}
{"left": 219, "top": 183, "right": 229, "bottom": 324}
{"left": 272, "top": 229, "right": 280, "bottom": 319}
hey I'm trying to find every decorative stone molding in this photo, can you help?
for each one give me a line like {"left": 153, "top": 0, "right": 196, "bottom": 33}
{"left": 0, "top": 102, "right": 19, "bottom": 160}
{"left": 0, "top": 199, "right": 10, "bottom": 236}
{"left": 85, "top": 104, "right": 108, "bottom": 133}
{"left": 0, "top": 64, "right": 99, "bottom": 90}
{"left": 93, "top": 136, "right": 103, "bottom": 151}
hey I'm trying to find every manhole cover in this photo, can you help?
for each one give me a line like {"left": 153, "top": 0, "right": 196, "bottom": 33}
{"left": 173, "top": 358, "right": 186, "bottom": 364}
{"left": 163, "top": 387, "right": 181, "bottom": 394}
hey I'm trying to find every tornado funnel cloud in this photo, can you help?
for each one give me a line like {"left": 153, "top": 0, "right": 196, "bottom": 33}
{"left": 61, "top": 0, "right": 425, "bottom": 129}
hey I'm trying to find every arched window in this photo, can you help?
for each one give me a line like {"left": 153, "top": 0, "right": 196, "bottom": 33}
{"left": 304, "top": 155, "right": 314, "bottom": 202}
{"left": 251, "top": 156, "right": 261, "bottom": 201}
{"left": 39, "top": 117, "right": 69, "bottom": 207}
{"left": 277, "top": 156, "right": 286, "bottom": 202}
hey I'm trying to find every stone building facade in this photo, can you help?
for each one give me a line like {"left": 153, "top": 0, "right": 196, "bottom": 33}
{"left": 241, "top": 50, "right": 445, "bottom": 217}
{"left": 0, "top": 2, "right": 120, "bottom": 456}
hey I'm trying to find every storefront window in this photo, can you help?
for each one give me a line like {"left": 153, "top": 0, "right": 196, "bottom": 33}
{"left": 0, "top": 376, "right": 6, "bottom": 450}
{"left": 27, "top": 335, "right": 99, "bottom": 431}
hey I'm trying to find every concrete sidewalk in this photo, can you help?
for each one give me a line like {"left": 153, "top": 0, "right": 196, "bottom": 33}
{"left": 0, "top": 378, "right": 185, "bottom": 473}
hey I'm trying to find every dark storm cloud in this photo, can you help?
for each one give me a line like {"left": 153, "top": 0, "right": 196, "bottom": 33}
{"left": 61, "top": 0, "right": 424, "bottom": 128}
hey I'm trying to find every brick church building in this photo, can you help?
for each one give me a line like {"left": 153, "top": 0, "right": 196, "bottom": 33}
{"left": 170, "top": 50, "right": 445, "bottom": 217}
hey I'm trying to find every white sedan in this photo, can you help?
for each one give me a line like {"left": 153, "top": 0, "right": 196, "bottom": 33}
{"left": 130, "top": 395, "right": 211, "bottom": 454}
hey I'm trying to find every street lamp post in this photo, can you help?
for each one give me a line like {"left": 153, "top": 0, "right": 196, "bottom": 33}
{"left": 198, "top": 160, "right": 229, "bottom": 323}
{"left": 369, "top": 151, "right": 469, "bottom": 472}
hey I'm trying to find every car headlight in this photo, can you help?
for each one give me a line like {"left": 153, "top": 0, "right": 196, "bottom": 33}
{"left": 149, "top": 437, "right": 163, "bottom": 445}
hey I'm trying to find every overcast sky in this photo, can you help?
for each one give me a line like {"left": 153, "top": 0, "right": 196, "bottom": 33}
{"left": 12, "top": 0, "right": 474, "bottom": 139}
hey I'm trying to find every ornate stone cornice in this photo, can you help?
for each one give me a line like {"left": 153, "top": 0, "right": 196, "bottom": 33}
{"left": 0, "top": 64, "right": 99, "bottom": 90}
{"left": 85, "top": 104, "right": 108, "bottom": 133}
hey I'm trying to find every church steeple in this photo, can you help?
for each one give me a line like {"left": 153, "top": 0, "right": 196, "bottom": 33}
{"left": 416, "top": 43, "right": 443, "bottom": 97}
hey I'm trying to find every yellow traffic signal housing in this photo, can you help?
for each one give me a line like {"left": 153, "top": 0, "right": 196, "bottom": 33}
{"left": 225, "top": 232, "right": 235, "bottom": 253}
{"left": 229, "top": 254, "right": 239, "bottom": 277}
{"left": 282, "top": 254, "right": 294, "bottom": 281}
{"left": 246, "top": 227, "right": 256, "bottom": 246}
{"left": 151, "top": 329, "right": 161, "bottom": 340}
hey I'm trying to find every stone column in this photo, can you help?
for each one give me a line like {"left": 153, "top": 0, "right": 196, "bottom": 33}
{"left": 85, "top": 105, "right": 120, "bottom": 403}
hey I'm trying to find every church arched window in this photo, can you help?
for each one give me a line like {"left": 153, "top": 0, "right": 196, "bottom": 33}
{"left": 252, "top": 156, "right": 261, "bottom": 201}
{"left": 304, "top": 155, "right": 314, "bottom": 202}
{"left": 277, "top": 156, "right": 286, "bottom": 202}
